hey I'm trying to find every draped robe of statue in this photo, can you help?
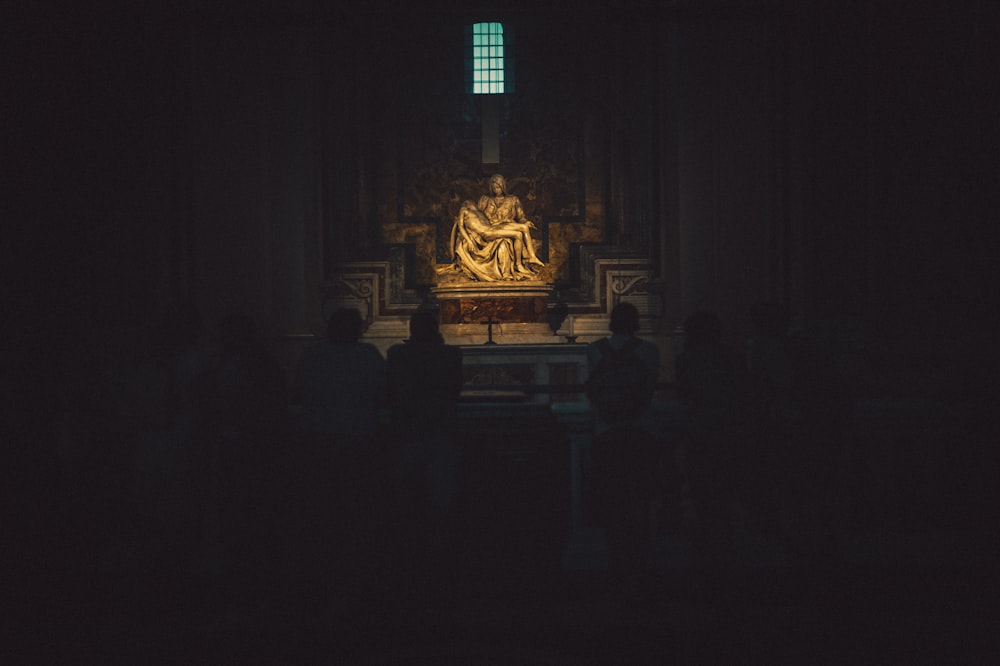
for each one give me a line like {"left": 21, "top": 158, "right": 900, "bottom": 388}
{"left": 441, "top": 176, "right": 544, "bottom": 282}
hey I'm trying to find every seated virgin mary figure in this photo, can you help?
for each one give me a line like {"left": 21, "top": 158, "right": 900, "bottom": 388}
{"left": 438, "top": 174, "right": 545, "bottom": 282}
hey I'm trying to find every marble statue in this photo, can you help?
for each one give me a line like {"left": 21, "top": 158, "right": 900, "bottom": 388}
{"left": 439, "top": 174, "right": 545, "bottom": 281}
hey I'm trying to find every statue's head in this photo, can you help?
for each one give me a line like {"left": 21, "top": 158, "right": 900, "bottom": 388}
{"left": 489, "top": 173, "right": 507, "bottom": 195}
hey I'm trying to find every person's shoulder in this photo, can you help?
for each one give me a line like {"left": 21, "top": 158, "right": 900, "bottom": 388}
{"left": 338, "top": 341, "right": 384, "bottom": 363}
{"left": 386, "top": 342, "right": 409, "bottom": 359}
{"left": 294, "top": 341, "right": 328, "bottom": 368}
{"left": 608, "top": 334, "right": 644, "bottom": 350}
{"left": 422, "top": 342, "right": 462, "bottom": 358}
{"left": 627, "top": 336, "right": 659, "bottom": 363}
{"left": 586, "top": 336, "right": 611, "bottom": 355}
{"left": 362, "top": 341, "right": 384, "bottom": 357}
{"left": 386, "top": 341, "right": 430, "bottom": 361}
{"left": 636, "top": 336, "right": 659, "bottom": 353}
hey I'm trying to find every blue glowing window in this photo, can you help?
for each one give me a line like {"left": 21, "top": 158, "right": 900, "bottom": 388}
{"left": 465, "top": 22, "right": 514, "bottom": 94}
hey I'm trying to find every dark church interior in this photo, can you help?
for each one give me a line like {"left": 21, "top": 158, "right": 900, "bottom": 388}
{"left": 5, "top": 0, "right": 998, "bottom": 662}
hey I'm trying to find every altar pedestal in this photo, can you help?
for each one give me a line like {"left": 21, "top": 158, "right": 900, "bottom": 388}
{"left": 433, "top": 280, "right": 557, "bottom": 344}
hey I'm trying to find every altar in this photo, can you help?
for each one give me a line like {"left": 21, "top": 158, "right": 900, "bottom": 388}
{"left": 455, "top": 341, "right": 592, "bottom": 532}
{"left": 458, "top": 342, "right": 588, "bottom": 404}
{"left": 453, "top": 342, "right": 683, "bottom": 536}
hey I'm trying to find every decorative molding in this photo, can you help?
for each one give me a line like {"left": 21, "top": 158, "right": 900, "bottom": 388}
{"left": 561, "top": 243, "right": 657, "bottom": 316}
{"left": 323, "top": 245, "right": 426, "bottom": 324}
{"left": 328, "top": 243, "right": 660, "bottom": 338}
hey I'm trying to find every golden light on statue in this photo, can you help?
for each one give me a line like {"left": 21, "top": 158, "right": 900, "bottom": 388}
{"left": 437, "top": 174, "right": 544, "bottom": 282}
{"left": 434, "top": 174, "right": 553, "bottom": 341}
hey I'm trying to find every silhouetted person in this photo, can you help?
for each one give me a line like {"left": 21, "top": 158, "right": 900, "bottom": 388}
{"left": 676, "top": 310, "right": 750, "bottom": 578}
{"left": 291, "top": 307, "right": 387, "bottom": 598}
{"left": 746, "top": 301, "right": 852, "bottom": 568}
{"left": 43, "top": 303, "right": 212, "bottom": 614}
{"left": 384, "top": 310, "right": 464, "bottom": 590}
{"left": 585, "top": 301, "right": 661, "bottom": 587}
{"left": 296, "top": 307, "right": 386, "bottom": 445}
{"left": 205, "top": 312, "right": 289, "bottom": 606}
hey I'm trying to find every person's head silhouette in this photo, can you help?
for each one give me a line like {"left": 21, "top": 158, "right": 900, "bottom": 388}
{"left": 609, "top": 302, "right": 641, "bottom": 336}
{"left": 408, "top": 310, "right": 444, "bottom": 345}
{"left": 327, "top": 308, "right": 365, "bottom": 344}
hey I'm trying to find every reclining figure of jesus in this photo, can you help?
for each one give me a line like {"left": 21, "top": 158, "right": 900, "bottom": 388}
{"left": 438, "top": 173, "right": 545, "bottom": 282}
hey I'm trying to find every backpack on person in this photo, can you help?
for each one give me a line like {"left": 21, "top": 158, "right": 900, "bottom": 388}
{"left": 585, "top": 337, "right": 653, "bottom": 422}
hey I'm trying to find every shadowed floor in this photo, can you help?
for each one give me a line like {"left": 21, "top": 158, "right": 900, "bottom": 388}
{"left": 11, "top": 520, "right": 995, "bottom": 664}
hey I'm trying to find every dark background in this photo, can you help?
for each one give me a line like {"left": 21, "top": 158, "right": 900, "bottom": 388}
{"left": 4, "top": 1, "right": 997, "bottom": 660}
{"left": 8, "top": 1, "right": 996, "bottom": 350}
